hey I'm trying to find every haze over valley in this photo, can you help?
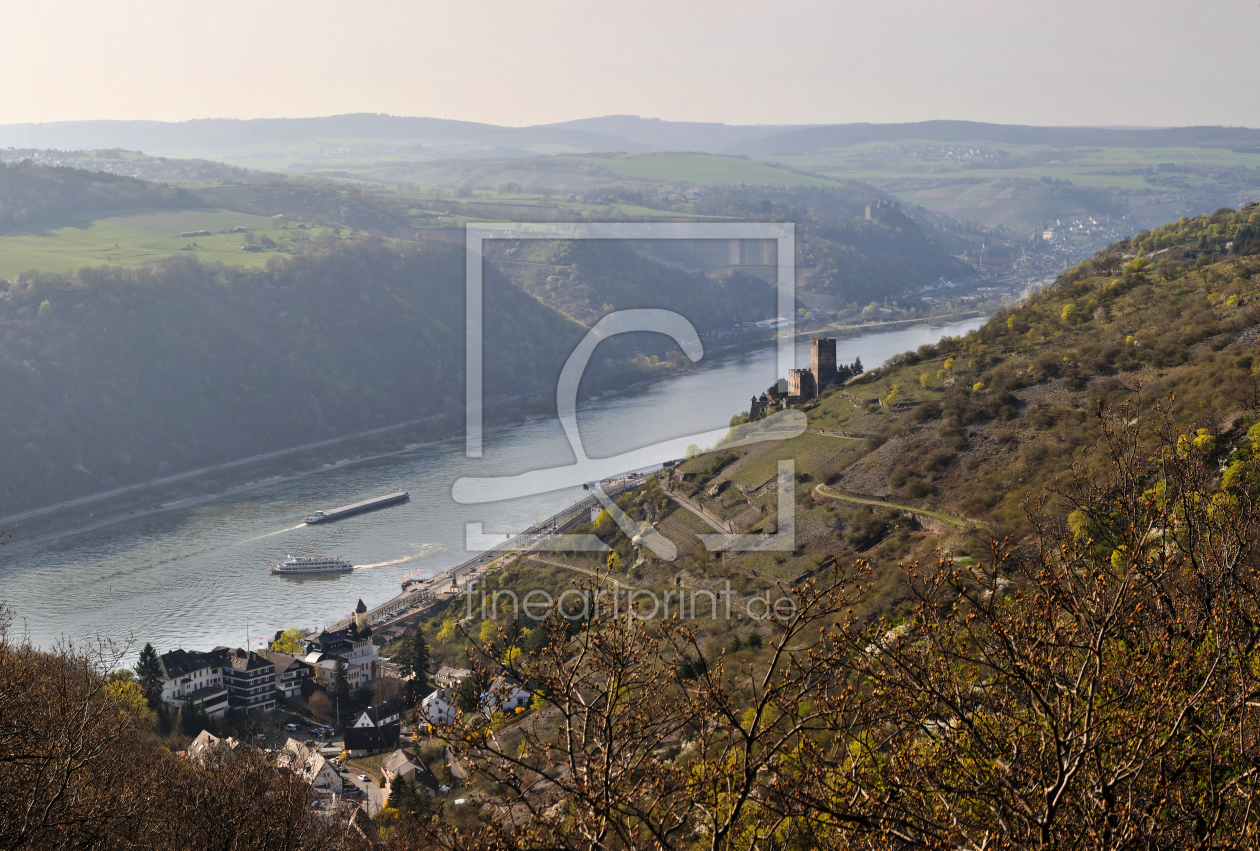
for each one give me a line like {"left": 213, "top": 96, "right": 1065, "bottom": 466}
{"left": 4, "top": 3, "right": 1260, "bottom": 848}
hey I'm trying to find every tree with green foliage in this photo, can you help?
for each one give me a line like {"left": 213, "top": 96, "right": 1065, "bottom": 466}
{"left": 135, "top": 642, "right": 163, "bottom": 709}
{"left": 108, "top": 668, "right": 135, "bottom": 683}
{"left": 386, "top": 776, "right": 431, "bottom": 821}
{"left": 106, "top": 679, "right": 155, "bottom": 728}
{"left": 386, "top": 777, "right": 414, "bottom": 812}
{"left": 268, "top": 628, "right": 304, "bottom": 657}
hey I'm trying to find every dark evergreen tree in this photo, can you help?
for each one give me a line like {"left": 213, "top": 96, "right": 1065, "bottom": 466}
{"left": 135, "top": 642, "right": 163, "bottom": 708}
{"left": 177, "top": 700, "right": 208, "bottom": 738}
{"left": 386, "top": 776, "right": 431, "bottom": 820}
{"left": 387, "top": 777, "right": 415, "bottom": 812}
{"left": 332, "top": 657, "right": 350, "bottom": 727}
{"left": 396, "top": 627, "right": 430, "bottom": 692}
{"left": 156, "top": 703, "right": 173, "bottom": 736}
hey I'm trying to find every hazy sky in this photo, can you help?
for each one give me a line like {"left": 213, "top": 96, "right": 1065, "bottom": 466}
{"left": 4, "top": 0, "right": 1258, "bottom": 128}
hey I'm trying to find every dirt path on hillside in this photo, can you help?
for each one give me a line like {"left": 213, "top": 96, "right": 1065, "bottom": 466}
{"left": 813, "top": 483, "right": 990, "bottom": 530}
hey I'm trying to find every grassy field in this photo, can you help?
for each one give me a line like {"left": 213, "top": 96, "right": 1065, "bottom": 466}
{"left": 0, "top": 208, "right": 335, "bottom": 277}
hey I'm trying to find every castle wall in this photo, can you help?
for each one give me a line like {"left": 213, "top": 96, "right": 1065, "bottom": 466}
{"left": 788, "top": 368, "right": 816, "bottom": 399}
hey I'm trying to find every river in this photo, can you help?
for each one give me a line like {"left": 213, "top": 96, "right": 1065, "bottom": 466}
{"left": 0, "top": 318, "right": 982, "bottom": 657}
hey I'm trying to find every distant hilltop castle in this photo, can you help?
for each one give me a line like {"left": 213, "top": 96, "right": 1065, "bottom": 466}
{"left": 749, "top": 338, "right": 863, "bottom": 418}
{"left": 865, "top": 199, "right": 901, "bottom": 220}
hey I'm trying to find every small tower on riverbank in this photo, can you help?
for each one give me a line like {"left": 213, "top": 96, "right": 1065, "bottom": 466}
{"left": 354, "top": 599, "right": 368, "bottom": 632}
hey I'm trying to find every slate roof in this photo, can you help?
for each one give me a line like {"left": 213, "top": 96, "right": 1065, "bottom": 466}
{"left": 312, "top": 622, "right": 371, "bottom": 655}
{"left": 270, "top": 652, "right": 311, "bottom": 678}
{"left": 344, "top": 722, "right": 399, "bottom": 753}
{"left": 223, "top": 647, "right": 275, "bottom": 673}
{"left": 158, "top": 648, "right": 228, "bottom": 679}
{"left": 381, "top": 749, "right": 414, "bottom": 776}
{"left": 382, "top": 749, "right": 439, "bottom": 792}
{"left": 434, "top": 665, "right": 471, "bottom": 686}
{"left": 358, "top": 699, "right": 403, "bottom": 727}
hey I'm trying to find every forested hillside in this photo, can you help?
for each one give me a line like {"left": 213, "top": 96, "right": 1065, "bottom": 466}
{"left": 591, "top": 183, "right": 970, "bottom": 306}
{"left": 0, "top": 235, "right": 584, "bottom": 513}
{"left": 0, "top": 161, "right": 199, "bottom": 231}
{"left": 489, "top": 239, "right": 777, "bottom": 329}
{"left": 194, "top": 180, "right": 418, "bottom": 236}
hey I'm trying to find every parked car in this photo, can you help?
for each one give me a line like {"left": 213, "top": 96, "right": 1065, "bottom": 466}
{"left": 357, "top": 774, "right": 368, "bottom": 782}
{"left": 284, "top": 723, "right": 299, "bottom": 732}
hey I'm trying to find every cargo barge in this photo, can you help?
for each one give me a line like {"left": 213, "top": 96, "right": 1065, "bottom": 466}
{"left": 304, "top": 491, "right": 409, "bottom": 524}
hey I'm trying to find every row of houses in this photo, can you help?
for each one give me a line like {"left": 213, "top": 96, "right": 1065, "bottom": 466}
{"left": 156, "top": 598, "right": 381, "bottom": 718}
{"left": 418, "top": 667, "right": 531, "bottom": 725}
{"left": 188, "top": 730, "right": 439, "bottom": 800}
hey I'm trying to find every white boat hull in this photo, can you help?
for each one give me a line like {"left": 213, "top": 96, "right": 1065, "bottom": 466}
{"left": 270, "top": 565, "right": 353, "bottom": 575}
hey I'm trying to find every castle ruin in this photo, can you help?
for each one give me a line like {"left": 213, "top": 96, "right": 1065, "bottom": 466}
{"left": 747, "top": 337, "right": 864, "bottom": 418}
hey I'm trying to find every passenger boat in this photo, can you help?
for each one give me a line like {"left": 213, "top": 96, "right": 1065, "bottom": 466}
{"left": 269, "top": 555, "right": 354, "bottom": 575}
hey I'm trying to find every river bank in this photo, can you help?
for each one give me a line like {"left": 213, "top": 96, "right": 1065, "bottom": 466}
{"left": 0, "top": 306, "right": 992, "bottom": 544}
{"left": 0, "top": 317, "right": 986, "bottom": 656}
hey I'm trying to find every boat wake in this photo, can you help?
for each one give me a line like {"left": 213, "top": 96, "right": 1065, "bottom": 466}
{"left": 230, "top": 523, "right": 306, "bottom": 548}
{"left": 355, "top": 544, "right": 446, "bottom": 570}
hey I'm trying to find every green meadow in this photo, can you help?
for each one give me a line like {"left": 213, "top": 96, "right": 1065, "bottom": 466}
{"left": 0, "top": 209, "right": 334, "bottom": 278}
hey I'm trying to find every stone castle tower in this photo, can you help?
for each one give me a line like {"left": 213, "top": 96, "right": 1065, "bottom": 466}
{"left": 811, "top": 337, "right": 837, "bottom": 393}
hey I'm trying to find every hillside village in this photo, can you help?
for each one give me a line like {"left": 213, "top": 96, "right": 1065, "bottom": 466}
{"left": 143, "top": 590, "right": 534, "bottom": 826}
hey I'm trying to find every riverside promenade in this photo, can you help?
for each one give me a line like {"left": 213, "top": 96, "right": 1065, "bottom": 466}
{"left": 328, "top": 475, "right": 648, "bottom": 631}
